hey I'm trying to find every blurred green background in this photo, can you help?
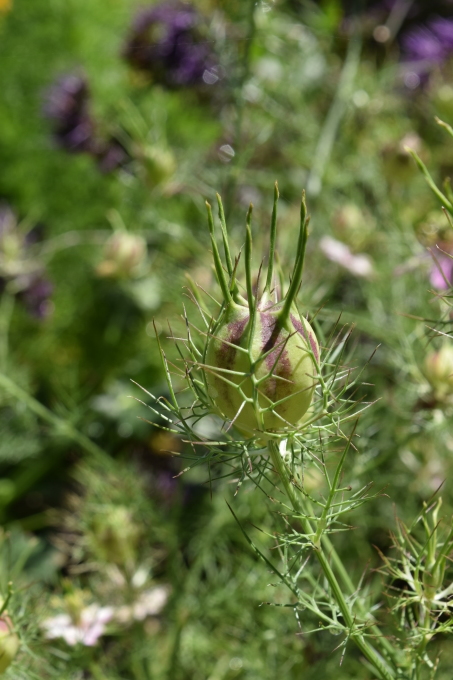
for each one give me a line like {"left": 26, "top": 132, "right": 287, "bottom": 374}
{"left": 1, "top": 0, "right": 453, "bottom": 677}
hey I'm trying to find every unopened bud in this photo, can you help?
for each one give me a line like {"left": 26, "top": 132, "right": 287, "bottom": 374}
{"left": 205, "top": 302, "right": 318, "bottom": 437}
{"left": 97, "top": 231, "right": 146, "bottom": 278}
{"left": 90, "top": 505, "right": 141, "bottom": 567}
{"left": 424, "top": 345, "right": 453, "bottom": 400}
{"left": 141, "top": 146, "right": 176, "bottom": 187}
{"left": 0, "top": 615, "right": 19, "bottom": 673}
{"left": 202, "top": 187, "right": 319, "bottom": 439}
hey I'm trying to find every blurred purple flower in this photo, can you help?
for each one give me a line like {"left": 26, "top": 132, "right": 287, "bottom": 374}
{"left": 19, "top": 275, "right": 53, "bottom": 319}
{"left": 44, "top": 74, "right": 130, "bottom": 172}
{"left": 0, "top": 205, "right": 54, "bottom": 319}
{"left": 123, "top": 2, "right": 217, "bottom": 88}
{"left": 430, "top": 250, "right": 453, "bottom": 290}
{"left": 44, "top": 75, "right": 95, "bottom": 153}
{"left": 430, "top": 16, "right": 453, "bottom": 51}
{"left": 95, "top": 138, "right": 130, "bottom": 174}
{"left": 400, "top": 15, "right": 453, "bottom": 84}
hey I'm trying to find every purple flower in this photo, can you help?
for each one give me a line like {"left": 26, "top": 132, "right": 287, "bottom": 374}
{"left": 402, "top": 27, "right": 445, "bottom": 63}
{"left": 44, "top": 75, "right": 130, "bottom": 172}
{"left": 430, "top": 250, "right": 453, "bottom": 290}
{"left": 123, "top": 2, "right": 217, "bottom": 88}
{"left": 400, "top": 15, "right": 453, "bottom": 84}
{"left": 44, "top": 75, "right": 95, "bottom": 153}
{"left": 430, "top": 16, "right": 453, "bottom": 51}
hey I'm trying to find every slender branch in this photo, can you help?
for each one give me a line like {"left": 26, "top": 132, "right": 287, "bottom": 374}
{"left": 306, "top": 33, "right": 362, "bottom": 197}
{"left": 280, "top": 193, "right": 308, "bottom": 323}
{"left": 406, "top": 149, "right": 453, "bottom": 214}
{"left": 267, "top": 440, "right": 398, "bottom": 680}
{"left": 0, "top": 292, "right": 14, "bottom": 371}
{"left": 264, "top": 182, "right": 279, "bottom": 294}
{"left": 205, "top": 201, "right": 232, "bottom": 304}
{"left": 216, "top": 193, "right": 234, "bottom": 277}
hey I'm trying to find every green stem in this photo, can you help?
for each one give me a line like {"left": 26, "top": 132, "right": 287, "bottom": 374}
{"left": 280, "top": 193, "right": 308, "bottom": 323}
{"left": 321, "top": 533, "right": 402, "bottom": 664}
{"left": 205, "top": 201, "right": 232, "bottom": 305}
{"left": 216, "top": 193, "right": 234, "bottom": 277}
{"left": 306, "top": 33, "right": 361, "bottom": 197}
{"left": 407, "top": 149, "right": 453, "bottom": 214}
{"left": 264, "top": 182, "right": 279, "bottom": 295}
{"left": 0, "top": 293, "right": 15, "bottom": 371}
{"left": 267, "top": 440, "right": 397, "bottom": 680}
{"left": 223, "top": 0, "right": 257, "bottom": 217}
{"left": 245, "top": 204, "right": 257, "bottom": 351}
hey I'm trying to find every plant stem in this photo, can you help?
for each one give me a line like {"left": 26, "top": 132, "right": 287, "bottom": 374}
{"left": 267, "top": 440, "right": 397, "bottom": 680}
{"left": 280, "top": 192, "right": 308, "bottom": 324}
{"left": 306, "top": 33, "right": 361, "bottom": 198}
{"left": 0, "top": 292, "right": 14, "bottom": 371}
{"left": 223, "top": 0, "right": 257, "bottom": 217}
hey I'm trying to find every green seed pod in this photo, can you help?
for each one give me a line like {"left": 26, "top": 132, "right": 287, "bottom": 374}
{"left": 142, "top": 146, "right": 176, "bottom": 186}
{"left": 89, "top": 505, "right": 141, "bottom": 567}
{"left": 201, "top": 185, "right": 319, "bottom": 439}
{"left": 97, "top": 231, "right": 146, "bottom": 279}
{"left": 0, "top": 615, "right": 19, "bottom": 674}
{"left": 204, "top": 301, "right": 318, "bottom": 437}
{"left": 424, "top": 344, "right": 453, "bottom": 399}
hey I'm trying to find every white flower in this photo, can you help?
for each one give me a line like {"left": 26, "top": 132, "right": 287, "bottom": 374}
{"left": 115, "top": 586, "right": 169, "bottom": 624}
{"left": 42, "top": 604, "right": 114, "bottom": 646}
{"left": 319, "top": 236, "right": 373, "bottom": 277}
{"left": 133, "top": 586, "right": 169, "bottom": 620}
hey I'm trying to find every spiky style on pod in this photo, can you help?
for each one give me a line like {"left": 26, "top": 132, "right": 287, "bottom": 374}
{"left": 202, "top": 185, "right": 319, "bottom": 439}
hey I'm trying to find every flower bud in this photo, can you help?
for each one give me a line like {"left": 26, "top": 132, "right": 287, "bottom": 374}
{"left": 141, "top": 146, "right": 176, "bottom": 187}
{"left": 97, "top": 231, "right": 146, "bottom": 279}
{"left": 0, "top": 615, "right": 19, "bottom": 673}
{"left": 89, "top": 505, "right": 141, "bottom": 567}
{"left": 424, "top": 344, "right": 453, "bottom": 399}
{"left": 200, "top": 186, "right": 319, "bottom": 439}
{"left": 204, "top": 301, "right": 318, "bottom": 437}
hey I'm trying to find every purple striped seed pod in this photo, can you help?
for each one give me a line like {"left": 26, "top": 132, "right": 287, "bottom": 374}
{"left": 201, "top": 186, "right": 318, "bottom": 439}
{"left": 204, "top": 301, "right": 319, "bottom": 438}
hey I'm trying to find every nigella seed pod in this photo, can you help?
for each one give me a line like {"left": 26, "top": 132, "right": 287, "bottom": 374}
{"left": 0, "top": 615, "right": 19, "bottom": 673}
{"left": 201, "top": 185, "right": 319, "bottom": 439}
{"left": 204, "top": 302, "right": 318, "bottom": 437}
